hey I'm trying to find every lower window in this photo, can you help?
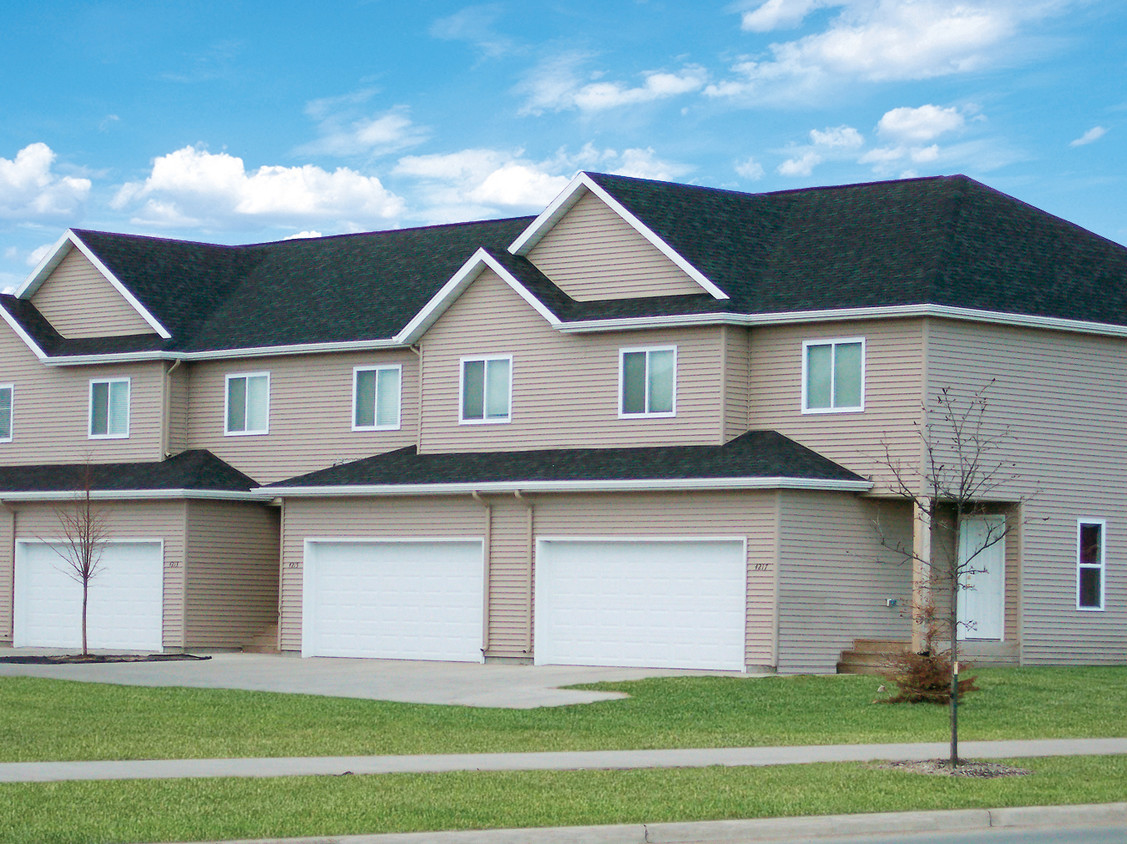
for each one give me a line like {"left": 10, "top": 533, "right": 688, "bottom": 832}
{"left": 1077, "top": 519, "right": 1105, "bottom": 610}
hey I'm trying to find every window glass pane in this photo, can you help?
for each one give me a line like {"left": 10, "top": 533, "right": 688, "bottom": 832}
{"left": 376, "top": 368, "right": 400, "bottom": 427}
{"left": 648, "top": 350, "right": 674, "bottom": 413}
{"left": 484, "top": 358, "right": 510, "bottom": 419}
{"left": 622, "top": 351, "right": 646, "bottom": 414}
{"left": 462, "top": 360, "right": 484, "bottom": 420}
{"left": 246, "top": 375, "right": 268, "bottom": 432}
{"left": 355, "top": 370, "right": 376, "bottom": 428}
{"left": 1079, "top": 567, "right": 1102, "bottom": 609}
{"left": 833, "top": 342, "right": 862, "bottom": 408}
{"left": 0, "top": 388, "right": 11, "bottom": 439}
{"left": 108, "top": 381, "right": 129, "bottom": 436}
{"left": 1079, "top": 523, "right": 1102, "bottom": 565}
{"left": 91, "top": 381, "right": 109, "bottom": 435}
{"left": 227, "top": 377, "right": 247, "bottom": 432}
{"left": 806, "top": 345, "right": 832, "bottom": 409}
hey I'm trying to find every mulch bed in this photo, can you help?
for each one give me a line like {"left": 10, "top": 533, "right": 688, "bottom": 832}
{"left": 877, "top": 759, "right": 1032, "bottom": 778}
{"left": 0, "top": 653, "right": 211, "bottom": 665}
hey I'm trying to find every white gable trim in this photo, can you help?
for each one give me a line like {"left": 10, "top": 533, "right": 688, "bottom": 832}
{"left": 508, "top": 172, "right": 729, "bottom": 301}
{"left": 0, "top": 305, "right": 49, "bottom": 360}
{"left": 397, "top": 248, "right": 562, "bottom": 345}
{"left": 16, "top": 230, "right": 172, "bottom": 340}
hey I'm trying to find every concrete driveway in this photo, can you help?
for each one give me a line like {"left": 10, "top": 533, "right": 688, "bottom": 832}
{"left": 0, "top": 649, "right": 747, "bottom": 708}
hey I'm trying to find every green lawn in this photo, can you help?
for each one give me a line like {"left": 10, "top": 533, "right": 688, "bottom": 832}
{"left": 0, "top": 665, "right": 1123, "bottom": 762}
{"left": 2, "top": 756, "right": 1125, "bottom": 844}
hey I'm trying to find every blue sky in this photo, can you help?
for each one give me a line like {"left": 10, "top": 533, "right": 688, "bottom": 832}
{"left": 1, "top": 0, "right": 1124, "bottom": 290}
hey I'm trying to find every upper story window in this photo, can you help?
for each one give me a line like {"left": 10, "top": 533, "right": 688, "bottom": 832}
{"left": 89, "top": 378, "right": 130, "bottom": 439}
{"left": 226, "top": 372, "right": 270, "bottom": 436}
{"left": 620, "top": 346, "right": 676, "bottom": 418}
{"left": 1078, "top": 519, "right": 1106, "bottom": 611}
{"left": 461, "top": 355, "right": 511, "bottom": 424}
{"left": 0, "top": 385, "right": 11, "bottom": 443}
{"left": 803, "top": 338, "right": 864, "bottom": 413}
{"left": 353, "top": 365, "right": 401, "bottom": 431}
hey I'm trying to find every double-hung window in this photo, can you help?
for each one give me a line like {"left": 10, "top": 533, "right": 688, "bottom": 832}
{"left": 461, "top": 356, "right": 511, "bottom": 423}
{"left": 226, "top": 372, "right": 270, "bottom": 435}
{"left": 620, "top": 346, "right": 675, "bottom": 417}
{"left": 89, "top": 378, "right": 130, "bottom": 438}
{"left": 803, "top": 338, "right": 864, "bottom": 413}
{"left": 353, "top": 365, "right": 401, "bottom": 431}
{"left": 1077, "top": 519, "right": 1106, "bottom": 611}
{"left": 0, "top": 385, "right": 11, "bottom": 442}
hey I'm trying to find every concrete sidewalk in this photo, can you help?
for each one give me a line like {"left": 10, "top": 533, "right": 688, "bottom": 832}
{"left": 4, "top": 737, "right": 1126, "bottom": 783}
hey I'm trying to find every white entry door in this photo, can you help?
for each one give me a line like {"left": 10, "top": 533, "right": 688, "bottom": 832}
{"left": 957, "top": 516, "right": 1005, "bottom": 640}
{"left": 14, "top": 541, "right": 164, "bottom": 650}
{"left": 302, "top": 539, "right": 485, "bottom": 662}
{"left": 534, "top": 538, "right": 747, "bottom": 670}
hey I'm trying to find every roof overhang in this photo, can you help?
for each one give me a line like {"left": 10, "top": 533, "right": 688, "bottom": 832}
{"left": 507, "top": 172, "right": 730, "bottom": 301}
{"left": 17, "top": 230, "right": 172, "bottom": 339}
{"left": 0, "top": 489, "right": 262, "bottom": 502}
{"left": 39, "top": 337, "right": 408, "bottom": 367}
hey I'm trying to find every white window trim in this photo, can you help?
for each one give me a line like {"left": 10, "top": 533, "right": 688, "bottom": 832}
{"left": 352, "top": 364, "right": 403, "bottom": 432}
{"left": 801, "top": 337, "right": 866, "bottom": 414}
{"left": 0, "top": 384, "right": 12, "bottom": 443}
{"left": 1077, "top": 518, "right": 1106, "bottom": 612}
{"left": 618, "top": 345, "right": 677, "bottom": 419}
{"left": 88, "top": 377, "right": 130, "bottom": 440}
{"left": 459, "top": 355, "right": 513, "bottom": 425}
{"left": 224, "top": 371, "right": 271, "bottom": 436}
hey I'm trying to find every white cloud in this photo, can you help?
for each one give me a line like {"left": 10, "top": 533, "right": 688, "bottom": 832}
{"left": 25, "top": 242, "right": 55, "bottom": 267}
{"left": 739, "top": 0, "right": 830, "bottom": 32}
{"left": 776, "top": 124, "right": 862, "bottom": 177}
{"left": 0, "top": 143, "right": 91, "bottom": 221}
{"left": 112, "top": 146, "right": 404, "bottom": 230}
{"left": 299, "top": 94, "right": 428, "bottom": 158}
{"left": 778, "top": 151, "right": 822, "bottom": 176}
{"left": 1070, "top": 126, "right": 1107, "bottom": 147}
{"left": 878, "top": 104, "right": 966, "bottom": 143}
{"left": 284, "top": 230, "right": 323, "bottom": 240}
{"left": 430, "top": 4, "right": 517, "bottom": 58}
{"left": 809, "top": 125, "right": 864, "bottom": 148}
{"left": 709, "top": 1, "right": 1075, "bottom": 103}
{"left": 736, "top": 157, "right": 766, "bottom": 180}
{"left": 518, "top": 53, "right": 707, "bottom": 114}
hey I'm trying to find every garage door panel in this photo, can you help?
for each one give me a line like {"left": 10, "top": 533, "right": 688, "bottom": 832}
{"left": 303, "top": 540, "right": 484, "bottom": 662}
{"left": 535, "top": 539, "right": 746, "bottom": 670}
{"left": 14, "top": 542, "right": 164, "bottom": 651}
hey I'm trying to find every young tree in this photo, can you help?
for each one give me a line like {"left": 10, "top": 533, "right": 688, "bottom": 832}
{"left": 48, "top": 463, "right": 109, "bottom": 657}
{"left": 874, "top": 380, "right": 1025, "bottom": 767}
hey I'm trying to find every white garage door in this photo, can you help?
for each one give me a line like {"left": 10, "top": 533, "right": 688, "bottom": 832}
{"left": 535, "top": 538, "right": 747, "bottom": 671}
{"left": 14, "top": 541, "right": 164, "bottom": 650}
{"left": 303, "top": 539, "right": 484, "bottom": 662}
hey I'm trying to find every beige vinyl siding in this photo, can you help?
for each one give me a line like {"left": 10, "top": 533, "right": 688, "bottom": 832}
{"left": 29, "top": 248, "right": 157, "bottom": 338}
{"left": 926, "top": 318, "right": 1127, "bottom": 665}
{"left": 527, "top": 190, "right": 706, "bottom": 300}
{"left": 419, "top": 269, "right": 727, "bottom": 453}
{"left": 5, "top": 501, "right": 188, "bottom": 650}
{"left": 0, "top": 325, "right": 165, "bottom": 464}
{"left": 747, "top": 319, "right": 926, "bottom": 492}
{"left": 185, "top": 350, "right": 418, "bottom": 483}
{"left": 0, "top": 506, "right": 13, "bottom": 643}
{"left": 183, "top": 500, "right": 279, "bottom": 648}
{"left": 279, "top": 490, "right": 778, "bottom": 666}
{"left": 723, "top": 326, "right": 751, "bottom": 441}
{"left": 776, "top": 492, "right": 913, "bottom": 674}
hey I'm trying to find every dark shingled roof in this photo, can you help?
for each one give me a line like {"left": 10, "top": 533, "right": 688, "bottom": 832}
{"left": 0, "top": 450, "right": 258, "bottom": 494}
{"left": 585, "top": 172, "right": 1127, "bottom": 324}
{"left": 267, "top": 430, "right": 866, "bottom": 489}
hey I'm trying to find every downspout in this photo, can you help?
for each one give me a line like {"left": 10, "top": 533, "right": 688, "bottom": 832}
{"left": 407, "top": 344, "right": 423, "bottom": 451}
{"left": 163, "top": 359, "right": 182, "bottom": 459}
{"left": 514, "top": 490, "right": 535, "bottom": 655}
{"left": 471, "top": 491, "right": 492, "bottom": 657}
{"left": 273, "top": 496, "right": 286, "bottom": 653}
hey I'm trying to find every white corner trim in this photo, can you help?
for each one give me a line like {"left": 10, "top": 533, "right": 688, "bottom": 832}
{"left": 0, "top": 303, "right": 48, "bottom": 360}
{"left": 263, "top": 476, "right": 873, "bottom": 497}
{"left": 397, "top": 248, "right": 561, "bottom": 344}
{"left": 17, "top": 230, "right": 172, "bottom": 339}
{"left": 509, "top": 173, "right": 729, "bottom": 301}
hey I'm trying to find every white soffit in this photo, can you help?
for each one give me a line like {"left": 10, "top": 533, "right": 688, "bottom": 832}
{"left": 508, "top": 172, "right": 730, "bottom": 301}
{"left": 15, "top": 230, "right": 172, "bottom": 339}
{"left": 397, "top": 248, "right": 562, "bottom": 344}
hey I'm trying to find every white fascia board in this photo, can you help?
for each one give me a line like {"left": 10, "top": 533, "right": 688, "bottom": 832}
{"left": 397, "top": 248, "right": 561, "bottom": 345}
{"left": 557, "top": 303, "right": 1127, "bottom": 340}
{"left": 0, "top": 303, "right": 48, "bottom": 360}
{"left": 41, "top": 337, "right": 407, "bottom": 367}
{"left": 264, "top": 476, "right": 872, "bottom": 497}
{"left": 18, "top": 230, "right": 172, "bottom": 339}
{"left": 0, "top": 489, "right": 263, "bottom": 502}
{"left": 509, "top": 173, "right": 729, "bottom": 302}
